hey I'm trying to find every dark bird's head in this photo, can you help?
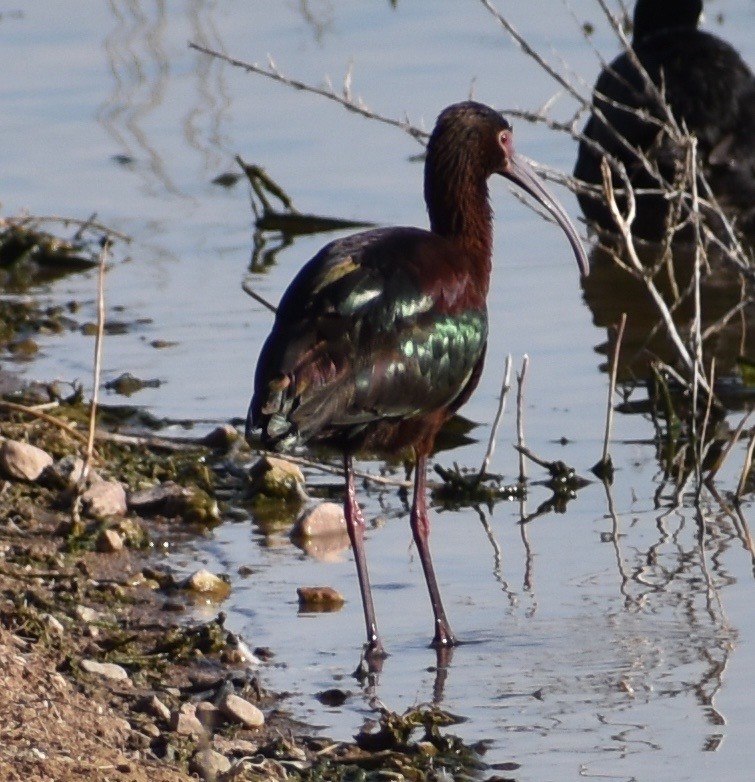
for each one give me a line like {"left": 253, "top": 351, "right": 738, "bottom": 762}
{"left": 632, "top": 0, "right": 703, "bottom": 44}
{"left": 425, "top": 101, "right": 588, "bottom": 276}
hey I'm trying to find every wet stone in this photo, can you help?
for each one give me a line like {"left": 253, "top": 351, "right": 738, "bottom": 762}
{"left": 0, "top": 439, "right": 53, "bottom": 482}
{"left": 291, "top": 502, "right": 347, "bottom": 538}
{"left": 184, "top": 568, "right": 231, "bottom": 599}
{"left": 248, "top": 455, "right": 306, "bottom": 501}
{"left": 201, "top": 424, "right": 239, "bottom": 449}
{"left": 218, "top": 692, "right": 265, "bottom": 728}
{"left": 297, "top": 586, "right": 345, "bottom": 611}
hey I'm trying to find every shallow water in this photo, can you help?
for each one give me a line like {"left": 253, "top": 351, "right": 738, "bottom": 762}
{"left": 2, "top": 2, "right": 754, "bottom": 780}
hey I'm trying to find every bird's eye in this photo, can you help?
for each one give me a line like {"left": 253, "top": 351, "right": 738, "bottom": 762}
{"left": 498, "top": 130, "right": 510, "bottom": 146}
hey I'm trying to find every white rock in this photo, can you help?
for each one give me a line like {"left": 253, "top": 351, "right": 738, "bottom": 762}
{"left": 218, "top": 692, "right": 265, "bottom": 728}
{"left": 0, "top": 439, "right": 53, "bottom": 481}
{"left": 80, "top": 659, "right": 130, "bottom": 682}
{"left": 184, "top": 568, "right": 231, "bottom": 599}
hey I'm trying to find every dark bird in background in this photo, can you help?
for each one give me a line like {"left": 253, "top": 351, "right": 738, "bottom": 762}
{"left": 248, "top": 101, "right": 588, "bottom": 662}
{"left": 574, "top": 0, "right": 755, "bottom": 241}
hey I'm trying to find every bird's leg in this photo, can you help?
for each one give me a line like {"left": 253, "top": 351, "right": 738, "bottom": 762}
{"left": 343, "top": 454, "right": 386, "bottom": 661}
{"left": 411, "top": 454, "right": 457, "bottom": 648}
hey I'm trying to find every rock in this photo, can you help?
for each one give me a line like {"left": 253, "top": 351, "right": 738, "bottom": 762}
{"left": 145, "top": 695, "right": 171, "bottom": 722}
{"left": 170, "top": 703, "right": 206, "bottom": 737}
{"left": 41, "top": 613, "right": 65, "bottom": 637}
{"left": 127, "top": 481, "right": 219, "bottom": 525}
{"left": 212, "top": 734, "right": 259, "bottom": 756}
{"left": 218, "top": 692, "right": 265, "bottom": 728}
{"left": 201, "top": 424, "right": 239, "bottom": 450}
{"left": 42, "top": 455, "right": 87, "bottom": 489}
{"left": 195, "top": 700, "right": 222, "bottom": 730}
{"left": 0, "top": 439, "right": 53, "bottom": 481}
{"left": 80, "top": 659, "right": 130, "bottom": 682}
{"left": 248, "top": 455, "right": 306, "bottom": 501}
{"left": 81, "top": 480, "right": 127, "bottom": 519}
{"left": 75, "top": 605, "right": 101, "bottom": 623}
{"left": 96, "top": 528, "right": 124, "bottom": 553}
{"left": 296, "top": 586, "right": 345, "bottom": 611}
{"left": 189, "top": 748, "right": 231, "bottom": 779}
{"left": 291, "top": 502, "right": 347, "bottom": 538}
{"left": 184, "top": 569, "right": 231, "bottom": 600}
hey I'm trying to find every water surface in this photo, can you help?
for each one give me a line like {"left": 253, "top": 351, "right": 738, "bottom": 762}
{"left": 1, "top": 3, "right": 753, "bottom": 780}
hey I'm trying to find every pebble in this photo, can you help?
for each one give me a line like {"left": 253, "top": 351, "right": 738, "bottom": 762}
{"left": 81, "top": 479, "right": 127, "bottom": 519}
{"left": 189, "top": 748, "right": 231, "bottom": 779}
{"left": 212, "top": 734, "right": 259, "bottom": 756}
{"left": 80, "top": 659, "right": 130, "bottom": 682}
{"left": 145, "top": 694, "right": 171, "bottom": 722}
{"left": 41, "top": 613, "right": 65, "bottom": 637}
{"left": 248, "top": 455, "right": 307, "bottom": 501}
{"left": 195, "top": 700, "right": 222, "bottom": 730}
{"left": 184, "top": 568, "right": 231, "bottom": 600}
{"left": 128, "top": 480, "right": 219, "bottom": 525}
{"left": 0, "top": 439, "right": 53, "bottom": 481}
{"left": 43, "top": 455, "right": 87, "bottom": 489}
{"left": 75, "top": 605, "right": 101, "bottom": 623}
{"left": 296, "top": 586, "right": 345, "bottom": 611}
{"left": 201, "top": 424, "right": 239, "bottom": 450}
{"left": 218, "top": 692, "right": 265, "bottom": 728}
{"left": 170, "top": 703, "right": 206, "bottom": 737}
{"left": 291, "top": 502, "right": 347, "bottom": 538}
{"left": 96, "top": 528, "right": 124, "bottom": 553}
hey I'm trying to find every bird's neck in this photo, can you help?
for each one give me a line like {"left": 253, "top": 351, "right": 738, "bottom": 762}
{"left": 425, "top": 166, "right": 494, "bottom": 283}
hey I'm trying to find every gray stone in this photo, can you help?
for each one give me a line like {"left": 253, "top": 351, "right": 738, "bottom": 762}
{"left": 189, "top": 748, "right": 231, "bottom": 779}
{"left": 184, "top": 568, "right": 231, "bottom": 599}
{"left": 96, "top": 528, "right": 124, "bottom": 553}
{"left": 248, "top": 455, "right": 306, "bottom": 501}
{"left": 218, "top": 692, "right": 265, "bottom": 728}
{"left": 80, "top": 659, "right": 130, "bottom": 682}
{"left": 170, "top": 703, "right": 206, "bottom": 737}
{"left": 146, "top": 694, "right": 171, "bottom": 722}
{"left": 291, "top": 502, "right": 346, "bottom": 538}
{"left": 81, "top": 480, "right": 127, "bottom": 519}
{"left": 0, "top": 439, "right": 53, "bottom": 482}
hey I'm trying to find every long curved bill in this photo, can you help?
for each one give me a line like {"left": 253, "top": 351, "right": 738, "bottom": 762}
{"left": 504, "top": 154, "right": 589, "bottom": 277}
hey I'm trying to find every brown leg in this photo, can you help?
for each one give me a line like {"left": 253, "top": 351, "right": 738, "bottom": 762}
{"left": 410, "top": 454, "right": 457, "bottom": 648}
{"left": 343, "top": 454, "right": 386, "bottom": 660}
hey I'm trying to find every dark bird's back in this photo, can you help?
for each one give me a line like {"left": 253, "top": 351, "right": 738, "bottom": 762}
{"left": 574, "top": 0, "right": 755, "bottom": 240}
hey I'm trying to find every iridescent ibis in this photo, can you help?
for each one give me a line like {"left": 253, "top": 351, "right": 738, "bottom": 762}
{"left": 574, "top": 0, "right": 755, "bottom": 240}
{"left": 248, "top": 101, "right": 588, "bottom": 660}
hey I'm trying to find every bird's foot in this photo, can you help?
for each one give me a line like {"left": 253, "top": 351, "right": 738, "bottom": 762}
{"left": 354, "top": 640, "right": 388, "bottom": 679}
{"left": 431, "top": 619, "right": 458, "bottom": 650}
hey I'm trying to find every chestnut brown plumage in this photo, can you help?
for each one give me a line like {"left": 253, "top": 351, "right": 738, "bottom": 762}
{"left": 248, "top": 101, "right": 588, "bottom": 660}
